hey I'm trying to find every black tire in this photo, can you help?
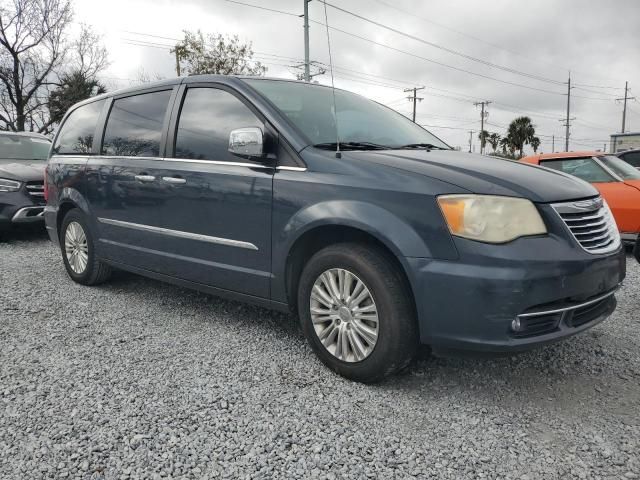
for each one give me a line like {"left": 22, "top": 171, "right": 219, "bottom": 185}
{"left": 60, "top": 208, "right": 111, "bottom": 285}
{"left": 634, "top": 237, "right": 640, "bottom": 264}
{"left": 297, "top": 243, "right": 418, "bottom": 383}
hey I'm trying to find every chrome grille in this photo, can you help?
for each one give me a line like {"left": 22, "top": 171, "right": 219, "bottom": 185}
{"left": 552, "top": 197, "right": 620, "bottom": 254}
{"left": 25, "top": 181, "right": 45, "bottom": 198}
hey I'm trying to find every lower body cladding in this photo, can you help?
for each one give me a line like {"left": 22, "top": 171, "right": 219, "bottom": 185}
{"left": 406, "top": 235, "right": 627, "bottom": 353}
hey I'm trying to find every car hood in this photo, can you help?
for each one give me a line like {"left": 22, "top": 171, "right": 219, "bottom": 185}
{"left": 622, "top": 179, "right": 640, "bottom": 193}
{"left": 0, "top": 159, "right": 46, "bottom": 182}
{"left": 346, "top": 149, "right": 599, "bottom": 203}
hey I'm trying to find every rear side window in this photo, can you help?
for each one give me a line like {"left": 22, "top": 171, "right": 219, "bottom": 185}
{"left": 621, "top": 151, "right": 640, "bottom": 168}
{"left": 102, "top": 90, "right": 172, "bottom": 157}
{"left": 174, "top": 87, "right": 264, "bottom": 162}
{"left": 53, "top": 100, "right": 105, "bottom": 155}
{"left": 540, "top": 158, "right": 615, "bottom": 183}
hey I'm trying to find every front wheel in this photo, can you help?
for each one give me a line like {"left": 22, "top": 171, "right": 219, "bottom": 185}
{"left": 60, "top": 208, "right": 111, "bottom": 285}
{"left": 297, "top": 243, "right": 418, "bottom": 383}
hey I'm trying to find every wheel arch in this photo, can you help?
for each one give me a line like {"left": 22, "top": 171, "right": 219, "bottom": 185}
{"left": 55, "top": 187, "right": 92, "bottom": 238}
{"left": 283, "top": 223, "right": 418, "bottom": 318}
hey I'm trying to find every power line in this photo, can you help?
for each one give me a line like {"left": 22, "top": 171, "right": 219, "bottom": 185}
{"left": 224, "top": 0, "right": 572, "bottom": 97}
{"left": 323, "top": 1, "right": 564, "bottom": 86}
{"left": 369, "top": 0, "right": 623, "bottom": 88}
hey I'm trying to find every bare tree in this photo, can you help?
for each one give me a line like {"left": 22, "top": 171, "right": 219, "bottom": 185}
{"left": 133, "top": 67, "right": 165, "bottom": 85}
{"left": 0, "top": 1, "right": 108, "bottom": 133}
{"left": 72, "top": 23, "right": 108, "bottom": 78}
{"left": 0, "top": 0, "right": 72, "bottom": 132}
{"left": 172, "top": 30, "right": 267, "bottom": 77}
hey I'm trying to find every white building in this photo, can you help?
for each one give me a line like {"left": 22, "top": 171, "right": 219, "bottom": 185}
{"left": 610, "top": 132, "right": 640, "bottom": 153}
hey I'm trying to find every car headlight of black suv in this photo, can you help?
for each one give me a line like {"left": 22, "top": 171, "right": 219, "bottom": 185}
{"left": 0, "top": 178, "right": 22, "bottom": 192}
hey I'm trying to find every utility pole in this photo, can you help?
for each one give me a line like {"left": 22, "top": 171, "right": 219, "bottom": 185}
{"left": 564, "top": 73, "right": 572, "bottom": 152}
{"left": 468, "top": 130, "right": 474, "bottom": 153}
{"left": 552, "top": 135, "right": 555, "bottom": 153}
{"left": 473, "top": 100, "right": 491, "bottom": 154}
{"left": 559, "top": 116, "right": 575, "bottom": 152}
{"left": 404, "top": 87, "right": 424, "bottom": 123}
{"left": 303, "top": 0, "right": 311, "bottom": 82}
{"left": 616, "top": 81, "right": 635, "bottom": 133}
{"left": 175, "top": 49, "right": 181, "bottom": 76}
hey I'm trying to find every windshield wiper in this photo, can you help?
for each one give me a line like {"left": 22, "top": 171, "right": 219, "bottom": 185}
{"left": 313, "top": 141, "right": 390, "bottom": 151}
{"left": 397, "top": 143, "right": 450, "bottom": 150}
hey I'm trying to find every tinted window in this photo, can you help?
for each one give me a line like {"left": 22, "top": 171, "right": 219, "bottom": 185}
{"left": 540, "top": 158, "right": 615, "bottom": 183}
{"left": 598, "top": 155, "right": 640, "bottom": 180}
{"left": 175, "top": 87, "right": 264, "bottom": 161}
{"left": 53, "top": 100, "right": 104, "bottom": 154}
{"left": 244, "top": 79, "right": 450, "bottom": 149}
{"left": 620, "top": 151, "right": 640, "bottom": 168}
{"left": 0, "top": 134, "right": 50, "bottom": 160}
{"left": 102, "top": 90, "right": 172, "bottom": 157}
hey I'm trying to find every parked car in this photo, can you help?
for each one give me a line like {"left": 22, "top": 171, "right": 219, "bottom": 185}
{"left": 45, "top": 77, "right": 626, "bottom": 382}
{"left": 521, "top": 151, "right": 640, "bottom": 245}
{"left": 635, "top": 236, "right": 640, "bottom": 263}
{"left": 617, "top": 148, "right": 640, "bottom": 170}
{"left": 0, "top": 131, "right": 50, "bottom": 234}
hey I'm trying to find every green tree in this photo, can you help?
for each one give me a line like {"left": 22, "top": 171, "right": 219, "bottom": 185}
{"left": 530, "top": 136, "right": 541, "bottom": 153}
{"left": 488, "top": 132, "right": 500, "bottom": 153}
{"left": 499, "top": 136, "right": 514, "bottom": 156}
{"left": 48, "top": 71, "right": 106, "bottom": 124}
{"left": 477, "top": 129, "right": 489, "bottom": 153}
{"left": 172, "top": 30, "right": 267, "bottom": 76}
{"left": 507, "top": 116, "right": 536, "bottom": 158}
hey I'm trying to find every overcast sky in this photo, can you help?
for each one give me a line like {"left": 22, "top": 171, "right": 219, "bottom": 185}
{"left": 73, "top": 0, "right": 640, "bottom": 153}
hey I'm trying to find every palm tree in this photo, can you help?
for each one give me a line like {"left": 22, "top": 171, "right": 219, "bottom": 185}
{"left": 499, "top": 136, "right": 511, "bottom": 155}
{"left": 488, "top": 133, "right": 500, "bottom": 153}
{"left": 507, "top": 116, "right": 536, "bottom": 158}
{"left": 531, "top": 136, "right": 541, "bottom": 153}
{"left": 477, "top": 130, "right": 489, "bottom": 153}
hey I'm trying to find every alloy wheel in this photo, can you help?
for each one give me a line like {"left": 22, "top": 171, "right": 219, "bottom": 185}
{"left": 310, "top": 268, "right": 379, "bottom": 362}
{"left": 64, "top": 221, "right": 89, "bottom": 274}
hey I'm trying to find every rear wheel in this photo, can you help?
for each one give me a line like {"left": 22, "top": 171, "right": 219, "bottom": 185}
{"left": 297, "top": 243, "right": 418, "bottom": 383}
{"left": 60, "top": 209, "right": 111, "bottom": 285}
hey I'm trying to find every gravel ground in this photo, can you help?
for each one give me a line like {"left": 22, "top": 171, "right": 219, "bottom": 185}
{"left": 1, "top": 228, "right": 639, "bottom": 480}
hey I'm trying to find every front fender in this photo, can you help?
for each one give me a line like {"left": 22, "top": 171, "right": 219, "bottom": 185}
{"left": 282, "top": 200, "right": 433, "bottom": 258}
{"left": 271, "top": 199, "right": 456, "bottom": 304}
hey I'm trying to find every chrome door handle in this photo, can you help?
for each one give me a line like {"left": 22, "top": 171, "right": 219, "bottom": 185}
{"left": 134, "top": 175, "right": 156, "bottom": 183}
{"left": 162, "top": 176, "right": 187, "bottom": 185}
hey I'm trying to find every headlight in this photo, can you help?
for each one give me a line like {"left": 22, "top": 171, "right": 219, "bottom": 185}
{"left": 437, "top": 194, "right": 547, "bottom": 243}
{"left": 0, "top": 178, "right": 22, "bottom": 192}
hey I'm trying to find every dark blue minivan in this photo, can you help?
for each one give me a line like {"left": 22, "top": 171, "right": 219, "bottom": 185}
{"left": 45, "top": 76, "right": 626, "bottom": 382}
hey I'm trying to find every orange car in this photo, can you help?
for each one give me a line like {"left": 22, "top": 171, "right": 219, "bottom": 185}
{"left": 521, "top": 151, "right": 640, "bottom": 243}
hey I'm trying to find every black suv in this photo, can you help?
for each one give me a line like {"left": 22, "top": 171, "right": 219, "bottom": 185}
{"left": 45, "top": 76, "right": 626, "bottom": 382}
{"left": 0, "top": 131, "right": 50, "bottom": 234}
{"left": 617, "top": 148, "right": 640, "bottom": 170}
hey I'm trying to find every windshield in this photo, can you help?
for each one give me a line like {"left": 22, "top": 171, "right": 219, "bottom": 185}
{"left": 244, "top": 79, "right": 450, "bottom": 150}
{"left": 598, "top": 155, "right": 640, "bottom": 180}
{"left": 0, "top": 134, "right": 51, "bottom": 160}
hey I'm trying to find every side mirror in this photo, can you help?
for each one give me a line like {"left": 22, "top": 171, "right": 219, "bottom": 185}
{"left": 228, "top": 127, "right": 264, "bottom": 158}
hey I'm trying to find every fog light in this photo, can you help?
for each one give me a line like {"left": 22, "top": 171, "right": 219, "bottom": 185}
{"left": 511, "top": 317, "right": 521, "bottom": 332}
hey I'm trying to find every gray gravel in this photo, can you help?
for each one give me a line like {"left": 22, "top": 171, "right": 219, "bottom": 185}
{"left": 1, "top": 228, "right": 639, "bottom": 480}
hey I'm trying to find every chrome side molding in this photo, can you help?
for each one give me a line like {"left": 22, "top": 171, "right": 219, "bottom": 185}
{"left": 97, "top": 218, "right": 259, "bottom": 251}
{"left": 50, "top": 155, "right": 307, "bottom": 172}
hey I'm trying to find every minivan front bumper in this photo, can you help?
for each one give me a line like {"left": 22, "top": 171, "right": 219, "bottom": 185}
{"left": 406, "top": 234, "right": 626, "bottom": 353}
